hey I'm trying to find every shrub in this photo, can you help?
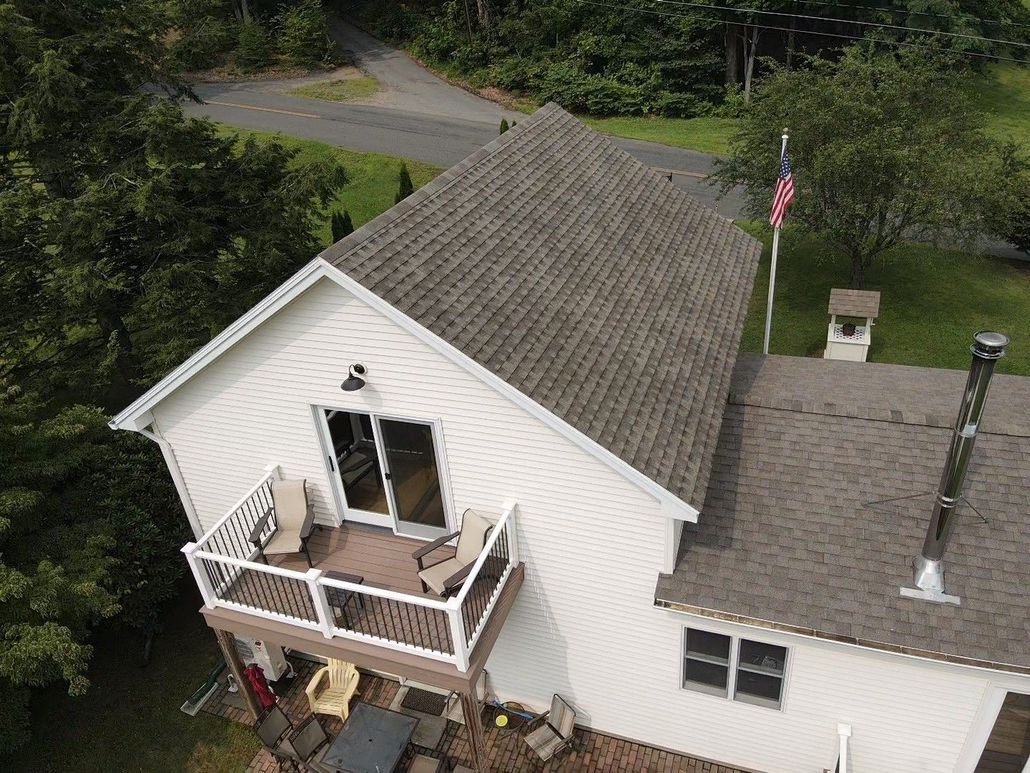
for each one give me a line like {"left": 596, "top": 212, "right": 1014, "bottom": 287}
{"left": 532, "top": 62, "right": 647, "bottom": 116}
{"left": 652, "top": 91, "right": 706, "bottom": 118}
{"left": 499, "top": 118, "right": 509, "bottom": 134}
{"left": 998, "top": 172, "right": 1030, "bottom": 254}
{"left": 170, "top": 16, "right": 235, "bottom": 70}
{"left": 236, "top": 22, "right": 273, "bottom": 71}
{"left": 331, "top": 209, "right": 354, "bottom": 241}
{"left": 395, "top": 163, "right": 414, "bottom": 203}
{"left": 277, "top": 0, "right": 335, "bottom": 67}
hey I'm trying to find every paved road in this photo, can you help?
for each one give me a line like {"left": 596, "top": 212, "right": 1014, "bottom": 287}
{"left": 183, "top": 23, "right": 1024, "bottom": 256}
{"left": 184, "top": 85, "right": 743, "bottom": 218}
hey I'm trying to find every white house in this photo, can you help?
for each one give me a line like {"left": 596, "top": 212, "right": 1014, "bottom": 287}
{"left": 111, "top": 104, "right": 1030, "bottom": 772}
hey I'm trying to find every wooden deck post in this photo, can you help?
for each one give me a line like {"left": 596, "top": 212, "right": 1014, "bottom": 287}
{"left": 214, "top": 628, "right": 261, "bottom": 721}
{"left": 460, "top": 690, "right": 488, "bottom": 772}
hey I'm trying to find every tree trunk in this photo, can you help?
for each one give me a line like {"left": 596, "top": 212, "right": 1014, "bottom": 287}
{"left": 849, "top": 257, "right": 865, "bottom": 289}
{"left": 742, "top": 25, "right": 760, "bottom": 103}
{"left": 475, "top": 0, "right": 491, "bottom": 30}
{"left": 785, "top": 16, "right": 797, "bottom": 70}
{"left": 724, "top": 24, "right": 742, "bottom": 86}
{"left": 98, "top": 309, "right": 140, "bottom": 387}
{"left": 231, "top": 0, "right": 252, "bottom": 24}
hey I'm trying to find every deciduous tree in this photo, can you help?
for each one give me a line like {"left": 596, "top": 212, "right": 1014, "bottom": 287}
{"left": 714, "top": 48, "right": 1014, "bottom": 287}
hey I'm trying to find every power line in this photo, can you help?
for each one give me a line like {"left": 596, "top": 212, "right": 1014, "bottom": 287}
{"left": 773, "top": 0, "right": 1030, "bottom": 31}
{"left": 575, "top": 0, "right": 1030, "bottom": 63}
{"left": 654, "top": 0, "right": 1030, "bottom": 48}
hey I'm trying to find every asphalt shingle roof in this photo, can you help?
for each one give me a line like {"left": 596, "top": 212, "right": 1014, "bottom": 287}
{"left": 322, "top": 104, "right": 761, "bottom": 508}
{"left": 656, "top": 353, "right": 1030, "bottom": 672}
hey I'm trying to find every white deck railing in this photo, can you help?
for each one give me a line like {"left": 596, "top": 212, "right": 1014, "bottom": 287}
{"left": 182, "top": 466, "right": 519, "bottom": 672}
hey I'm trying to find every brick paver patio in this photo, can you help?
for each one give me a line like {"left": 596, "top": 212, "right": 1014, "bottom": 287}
{"left": 204, "top": 657, "right": 751, "bottom": 772}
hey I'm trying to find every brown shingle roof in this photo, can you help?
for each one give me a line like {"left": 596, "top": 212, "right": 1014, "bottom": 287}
{"left": 321, "top": 104, "right": 761, "bottom": 508}
{"left": 828, "top": 288, "right": 881, "bottom": 318}
{"left": 656, "top": 354, "right": 1030, "bottom": 672}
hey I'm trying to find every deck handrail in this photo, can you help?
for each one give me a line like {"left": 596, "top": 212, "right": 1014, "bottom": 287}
{"left": 194, "top": 465, "right": 280, "bottom": 549}
{"left": 181, "top": 469, "right": 520, "bottom": 671}
{"left": 454, "top": 504, "right": 514, "bottom": 606}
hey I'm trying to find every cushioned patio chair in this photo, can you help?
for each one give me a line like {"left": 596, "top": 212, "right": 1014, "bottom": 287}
{"left": 412, "top": 508, "right": 494, "bottom": 597}
{"left": 305, "top": 659, "right": 360, "bottom": 722}
{"left": 524, "top": 694, "right": 577, "bottom": 762}
{"left": 249, "top": 479, "right": 316, "bottom": 567}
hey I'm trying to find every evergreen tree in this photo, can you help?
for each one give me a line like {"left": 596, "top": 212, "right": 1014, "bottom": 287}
{"left": 499, "top": 118, "right": 509, "bottom": 134}
{"left": 331, "top": 209, "right": 355, "bottom": 241}
{"left": 0, "top": 0, "right": 347, "bottom": 401}
{"left": 395, "top": 163, "right": 414, "bottom": 204}
{"left": 0, "top": 385, "right": 181, "bottom": 753}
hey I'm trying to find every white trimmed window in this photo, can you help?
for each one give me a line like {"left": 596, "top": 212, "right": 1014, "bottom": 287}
{"left": 682, "top": 628, "right": 789, "bottom": 710}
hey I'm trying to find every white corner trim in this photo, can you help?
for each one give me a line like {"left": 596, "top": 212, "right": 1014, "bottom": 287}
{"left": 107, "top": 257, "right": 701, "bottom": 519}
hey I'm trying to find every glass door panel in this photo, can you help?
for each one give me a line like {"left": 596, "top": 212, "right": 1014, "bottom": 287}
{"left": 376, "top": 418, "right": 448, "bottom": 538}
{"left": 323, "top": 409, "right": 389, "bottom": 519}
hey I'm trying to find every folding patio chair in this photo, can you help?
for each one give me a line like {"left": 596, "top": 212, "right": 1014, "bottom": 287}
{"left": 524, "top": 694, "right": 578, "bottom": 762}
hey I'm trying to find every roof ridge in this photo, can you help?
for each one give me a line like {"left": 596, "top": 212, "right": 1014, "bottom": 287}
{"left": 319, "top": 104, "right": 564, "bottom": 265}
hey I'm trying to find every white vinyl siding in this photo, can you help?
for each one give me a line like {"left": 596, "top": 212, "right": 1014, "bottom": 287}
{"left": 152, "top": 277, "right": 1030, "bottom": 773}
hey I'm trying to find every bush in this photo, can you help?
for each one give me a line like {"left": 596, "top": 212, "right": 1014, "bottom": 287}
{"left": 277, "top": 0, "right": 335, "bottom": 67}
{"left": 999, "top": 172, "right": 1030, "bottom": 254}
{"left": 532, "top": 62, "right": 647, "bottom": 116}
{"left": 236, "top": 22, "right": 273, "bottom": 71}
{"left": 170, "top": 16, "right": 235, "bottom": 70}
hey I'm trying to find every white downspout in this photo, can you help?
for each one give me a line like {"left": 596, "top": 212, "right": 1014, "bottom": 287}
{"left": 837, "top": 723, "right": 851, "bottom": 773}
{"left": 131, "top": 422, "right": 204, "bottom": 539}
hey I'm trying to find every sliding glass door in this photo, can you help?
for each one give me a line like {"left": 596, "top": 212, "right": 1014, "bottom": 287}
{"left": 376, "top": 417, "right": 448, "bottom": 539}
{"left": 318, "top": 408, "right": 451, "bottom": 539}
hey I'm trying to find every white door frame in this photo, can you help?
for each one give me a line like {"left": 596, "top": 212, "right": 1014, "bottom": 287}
{"left": 373, "top": 413, "right": 455, "bottom": 540}
{"left": 955, "top": 682, "right": 1030, "bottom": 773}
{"left": 313, "top": 405, "right": 455, "bottom": 539}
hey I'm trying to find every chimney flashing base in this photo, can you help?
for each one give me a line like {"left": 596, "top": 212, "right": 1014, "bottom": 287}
{"left": 900, "top": 585, "right": 961, "bottom": 606}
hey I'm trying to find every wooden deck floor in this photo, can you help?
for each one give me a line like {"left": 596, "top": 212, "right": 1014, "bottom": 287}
{"left": 204, "top": 658, "right": 754, "bottom": 773}
{"left": 277, "top": 522, "right": 452, "bottom": 597}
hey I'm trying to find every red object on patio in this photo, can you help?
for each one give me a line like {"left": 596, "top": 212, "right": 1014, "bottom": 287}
{"left": 243, "top": 663, "right": 277, "bottom": 709}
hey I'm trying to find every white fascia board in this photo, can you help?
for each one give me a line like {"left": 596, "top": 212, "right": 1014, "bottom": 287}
{"left": 108, "top": 256, "right": 701, "bottom": 520}
{"left": 108, "top": 259, "right": 332, "bottom": 431}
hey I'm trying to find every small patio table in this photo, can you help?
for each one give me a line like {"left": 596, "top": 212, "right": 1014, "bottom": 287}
{"left": 321, "top": 702, "right": 418, "bottom": 773}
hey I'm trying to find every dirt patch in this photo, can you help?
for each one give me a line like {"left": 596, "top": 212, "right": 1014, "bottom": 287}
{"left": 181, "top": 55, "right": 333, "bottom": 83}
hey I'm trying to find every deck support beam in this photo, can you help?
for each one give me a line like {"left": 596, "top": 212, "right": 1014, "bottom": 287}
{"left": 460, "top": 690, "right": 488, "bottom": 772}
{"left": 214, "top": 627, "right": 261, "bottom": 720}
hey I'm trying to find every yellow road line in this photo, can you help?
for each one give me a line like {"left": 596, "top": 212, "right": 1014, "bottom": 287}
{"left": 205, "top": 100, "right": 322, "bottom": 119}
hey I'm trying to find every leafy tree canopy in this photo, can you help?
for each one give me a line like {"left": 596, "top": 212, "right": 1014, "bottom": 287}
{"left": 713, "top": 47, "right": 1020, "bottom": 287}
{"left": 0, "top": 0, "right": 346, "bottom": 403}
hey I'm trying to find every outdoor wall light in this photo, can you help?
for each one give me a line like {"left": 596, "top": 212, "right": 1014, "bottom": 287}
{"left": 340, "top": 364, "right": 367, "bottom": 392}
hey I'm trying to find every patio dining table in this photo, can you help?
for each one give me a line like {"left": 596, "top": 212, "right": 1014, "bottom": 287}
{"left": 320, "top": 702, "right": 419, "bottom": 773}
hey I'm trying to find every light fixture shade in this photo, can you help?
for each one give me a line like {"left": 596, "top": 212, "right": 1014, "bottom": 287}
{"left": 341, "top": 375, "right": 365, "bottom": 391}
{"left": 341, "top": 363, "right": 367, "bottom": 391}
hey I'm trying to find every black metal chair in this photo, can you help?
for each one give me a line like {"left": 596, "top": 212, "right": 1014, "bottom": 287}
{"left": 255, "top": 705, "right": 299, "bottom": 771}
{"left": 282, "top": 715, "right": 335, "bottom": 772}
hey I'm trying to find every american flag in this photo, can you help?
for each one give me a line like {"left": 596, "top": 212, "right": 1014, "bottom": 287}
{"left": 769, "top": 150, "right": 795, "bottom": 229}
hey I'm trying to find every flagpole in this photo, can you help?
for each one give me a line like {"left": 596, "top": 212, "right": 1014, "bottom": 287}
{"left": 763, "top": 128, "right": 790, "bottom": 356}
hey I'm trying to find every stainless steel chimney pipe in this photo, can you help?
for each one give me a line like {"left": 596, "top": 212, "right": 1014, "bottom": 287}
{"left": 912, "top": 331, "right": 1009, "bottom": 593}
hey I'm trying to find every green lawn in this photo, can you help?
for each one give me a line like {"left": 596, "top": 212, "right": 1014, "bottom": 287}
{"left": 740, "top": 224, "right": 1030, "bottom": 375}
{"left": 972, "top": 63, "right": 1030, "bottom": 153}
{"left": 581, "top": 115, "right": 737, "bottom": 155}
{"left": 217, "top": 126, "right": 442, "bottom": 245}
{"left": 6, "top": 583, "right": 260, "bottom": 773}
{"left": 291, "top": 76, "right": 379, "bottom": 103}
